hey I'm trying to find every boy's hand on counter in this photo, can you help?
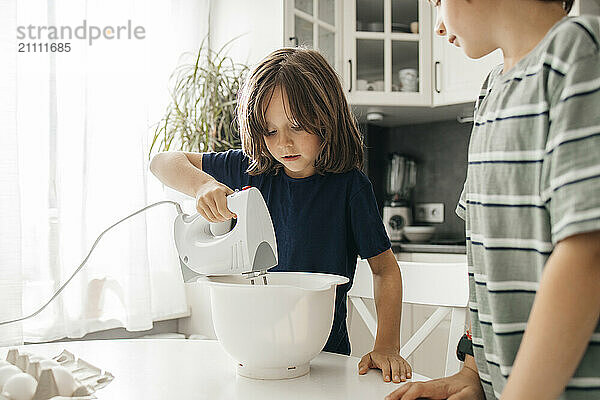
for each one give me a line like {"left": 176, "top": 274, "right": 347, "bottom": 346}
{"left": 384, "top": 361, "right": 485, "bottom": 400}
{"left": 195, "top": 180, "right": 236, "bottom": 222}
{"left": 358, "top": 348, "right": 412, "bottom": 383}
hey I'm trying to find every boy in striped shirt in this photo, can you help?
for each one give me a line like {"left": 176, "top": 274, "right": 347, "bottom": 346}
{"left": 388, "top": 0, "right": 600, "bottom": 399}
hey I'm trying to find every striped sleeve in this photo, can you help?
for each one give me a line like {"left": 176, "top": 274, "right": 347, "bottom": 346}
{"left": 542, "top": 52, "right": 600, "bottom": 243}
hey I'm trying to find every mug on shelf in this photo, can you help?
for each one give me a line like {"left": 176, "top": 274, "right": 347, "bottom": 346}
{"left": 398, "top": 68, "right": 418, "bottom": 92}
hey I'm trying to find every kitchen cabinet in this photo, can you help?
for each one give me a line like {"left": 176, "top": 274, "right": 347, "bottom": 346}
{"left": 210, "top": 0, "right": 501, "bottom": 122}
{"left": 285, "top": 0, "right": 343, "bottom": 73}
{"left": 343, "top": 0, "right": 433, "bottom": 106}
{"left": 342, "top": 0, "right": 501, "bottom": 108}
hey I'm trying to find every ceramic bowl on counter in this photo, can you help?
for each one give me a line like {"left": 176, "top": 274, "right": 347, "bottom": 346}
{"left": 200, "top": 272, "right": 348, "bottom": 380}
{"left": 403, "top": 226, "right": 436, "bottom": 243}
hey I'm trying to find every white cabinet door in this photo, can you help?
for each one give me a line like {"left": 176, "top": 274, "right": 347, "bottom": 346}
{"left": 343, "top": 0, "right": 433, "bottom": 106}
{"left": 286, "top": 0, "right": 343, "bottom": 73}
{"left": 342, "top": 0, "right": 499, "bottom": 108}
{"left": 431, "top": 8, "right": 502, "bottom": 107}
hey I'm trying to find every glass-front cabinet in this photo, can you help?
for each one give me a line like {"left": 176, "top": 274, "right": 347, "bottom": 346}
{"left": 286, "top": 0, "right": 342, "bottom": 73}
{"left": 344, "top": 0, "right": 432, "bottom": 106}
{"left": 281, "top": 0, "right": 499, "bottom": 111}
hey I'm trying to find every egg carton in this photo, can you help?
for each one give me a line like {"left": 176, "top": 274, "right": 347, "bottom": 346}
{"left": 0, "top": 348, "right": 113, "bottom": 400}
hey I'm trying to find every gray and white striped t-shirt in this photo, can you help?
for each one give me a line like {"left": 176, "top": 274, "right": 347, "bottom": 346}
{"left": 456, "top": 15, "right": 600, "bottom": 400}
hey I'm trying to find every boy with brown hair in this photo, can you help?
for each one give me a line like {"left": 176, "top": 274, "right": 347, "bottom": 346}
{"left": 387, "top": 0, "right": 600, "bottom": 399}
{"left": 152, "top": 47, "right": 412, "bottom": 383}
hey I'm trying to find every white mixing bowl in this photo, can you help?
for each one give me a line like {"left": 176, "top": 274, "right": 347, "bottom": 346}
{"left": 201, "top": 272, "right": 348, "bottom": 380}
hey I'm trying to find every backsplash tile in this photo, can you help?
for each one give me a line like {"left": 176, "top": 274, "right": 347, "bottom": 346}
{"left": 366, "top": 119, "right": 472, "bottom": 240}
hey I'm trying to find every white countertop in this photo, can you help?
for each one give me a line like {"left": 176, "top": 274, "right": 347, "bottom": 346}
{"left": 4, "top": 339, "right": 427, "bottom": 399}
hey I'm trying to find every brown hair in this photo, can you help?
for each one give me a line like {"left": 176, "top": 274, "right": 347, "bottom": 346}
{"left": 237, "top": 47, "right": 364, "bottom": 175}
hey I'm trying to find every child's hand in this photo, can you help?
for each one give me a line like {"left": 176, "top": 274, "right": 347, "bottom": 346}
{"left": 358, "top": 349, "right": 412, "bottom": 383}
{"left": 384, "top": 366, "right": 485, "bottom": 400}
{"left": 195, "top": 179, "right": 236, "bottom": 222}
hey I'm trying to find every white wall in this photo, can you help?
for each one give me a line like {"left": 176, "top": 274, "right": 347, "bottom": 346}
{"left": 572, "top": 0, "right": 600, "bottom": 15}
{"left": 580, "top": 0, "right": 600, "bottom": 14}
{"left": 209, "top": 0, "right": 285, "bottom": 68}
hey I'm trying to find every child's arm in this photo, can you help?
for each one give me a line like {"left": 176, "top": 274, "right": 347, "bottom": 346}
{"left": 500, "top": 230, "right": 600, "bottom": 399}
{"left": 150, "top": 151, "right": 235, "bottom": 222}
{"left": 358, "top": 248, "right": 412, "bottom": 383}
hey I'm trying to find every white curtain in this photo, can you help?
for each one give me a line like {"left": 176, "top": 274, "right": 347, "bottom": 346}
{"left": 0, "top": 0, "right": 209, "bottom": 345}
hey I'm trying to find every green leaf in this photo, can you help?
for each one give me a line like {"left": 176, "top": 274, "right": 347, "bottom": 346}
{"left": 149, "top": 35, "right": 248, "bottom": 159}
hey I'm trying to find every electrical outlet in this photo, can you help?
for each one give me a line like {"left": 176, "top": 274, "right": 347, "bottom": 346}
{"left": 415, "top": 203, "right": 444, "bottom": 223}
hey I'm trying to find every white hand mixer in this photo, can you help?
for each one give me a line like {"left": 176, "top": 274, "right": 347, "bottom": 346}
{"left": 0, "top": 186, "right": 278, "bottom": 327}
{"left": 175, "top": 186, "right": 277, "bottom": 283}
{"left": 1, "top": 186, "right": 348, "bottom": 381}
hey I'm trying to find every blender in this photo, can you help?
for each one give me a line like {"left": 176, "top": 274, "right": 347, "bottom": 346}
{"left": 382, "top": 153, "right": 417, "bottom": 241}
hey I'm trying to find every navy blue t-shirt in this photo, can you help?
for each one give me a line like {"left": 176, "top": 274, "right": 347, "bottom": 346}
{"left": 202, "top": 149, "right": 391, "bottom": 355}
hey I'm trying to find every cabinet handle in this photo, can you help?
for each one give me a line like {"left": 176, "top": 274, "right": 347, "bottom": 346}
{"left": 289, "top": 36, "right": 298, "bottom": 47}
{"left": 348, "top": 59, "right": 353, "bottom": 92}
{"left": 434, "top": 61, "right": 441, "bottom": 94}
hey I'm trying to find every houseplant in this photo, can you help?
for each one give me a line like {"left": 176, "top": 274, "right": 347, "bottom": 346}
{"left": 149, "top": 38, "right": 249, "bottom": 156}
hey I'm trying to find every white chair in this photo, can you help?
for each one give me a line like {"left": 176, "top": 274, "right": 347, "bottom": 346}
{"left": 347, "top": 259, "right": 469, "bottom": 378}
